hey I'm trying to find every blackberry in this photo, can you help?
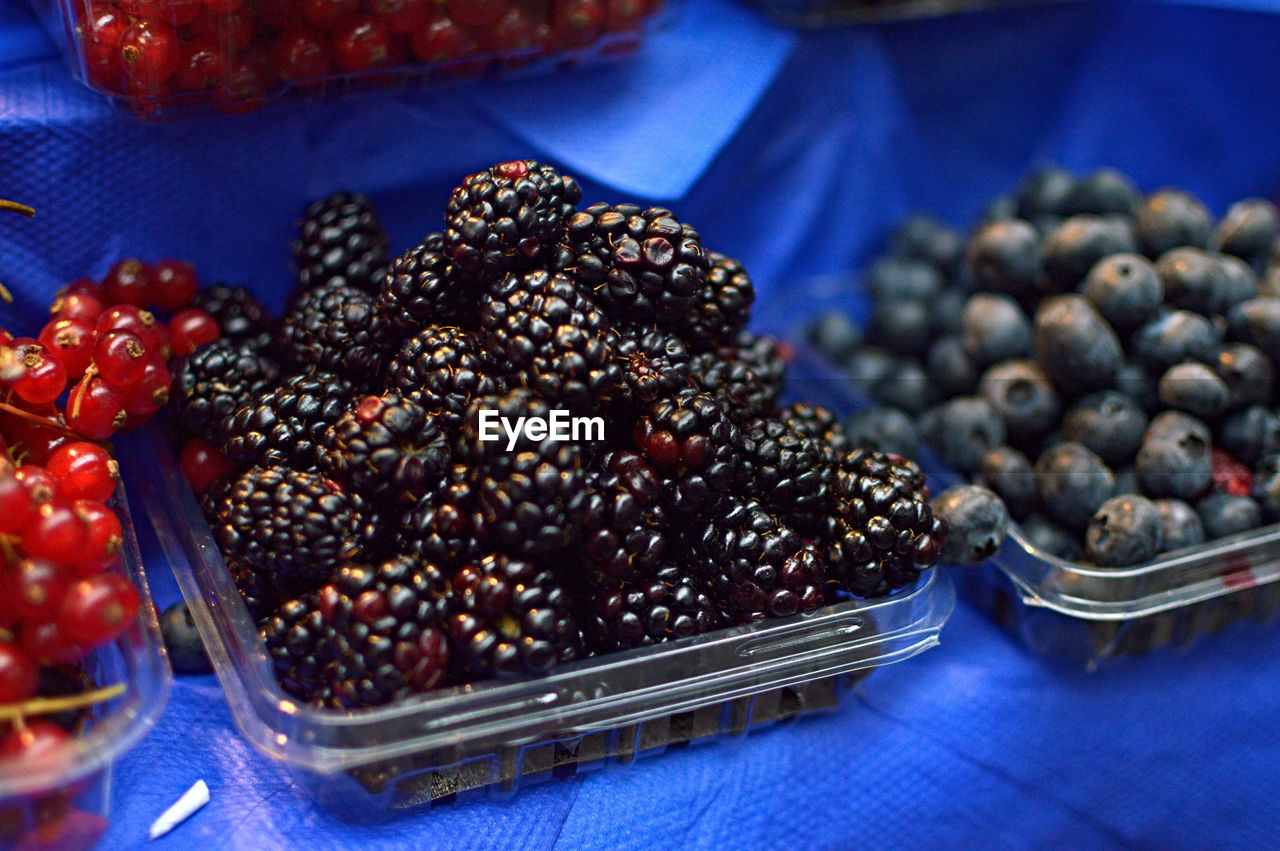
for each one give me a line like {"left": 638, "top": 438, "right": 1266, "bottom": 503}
{"left": 613, "top": 325, "right": 691, "bottom": 411}
{"left": 781, "top": 402, "right": 852, "bottom": 461}
{"left": 581, "top": 565, "right": 722, "bottom": 653}
{"left": 375, "top": 234, "right": 476, "bottom": 344}
{"left": 212, "top": 466, "right": 373, "bottom": 598}
{"left": 260, "top": 593, "right": 335, "bottom": 705}
{"left": 448, "top": 553, "right": 580, "bottom": 679}
{"left": 319, "top": 557, "right": 450, "bottom": 708}
{"left": 480, "top": 269, "right": 620, "bottom": 412}
{"left": 170, "top": 338, "right": 278, "bottom": 443}
{"left": 189, "top": 285, "right": 275, "bottom": 351}
{"left": 292, "top": 192, "right": 390, "bottom": 294}
{"left": 577, "top": 451, "right": 671, "bottom": 586}
{"left": 740, "top": 418, "right": 831, "bottom": 534}
{"left": 279, "top": 283, "right": 389, "bottom": 391}
{"left": 444, "top": 160, "right": 581, "bottom": 282}
{"left": 556, "top": 203, "right": 710, "bottom": 323}
{"left": 692, "top": 498, "right": 826, "bottom": 622}
{"left": 688, "top": 351, "right": 778, "bottom": 426}
{"left": 672, "top": 252, "right": 754, "bottom": 348}
{"left": 726, "top": 331, "right": 787, "bottom": 394}
{"left": 456, "top": 389, "right": 592, "bottom": 557}
{"left": 386, "top": 326, "right": 503, "bottom": 434}
{"left": 229, "top": 558, "right": 289, "bottom": 621}
{"left": 633, "top": 388, "right": 742, "bottom": 518}
{"left": 397, "top": 469, "right": 487, "bottom": 571}
{"left": 221, "top": 371, "right": 355, "bottom": 472}
{"left": 320, "top": 394, "right": 452, "bottom": 506}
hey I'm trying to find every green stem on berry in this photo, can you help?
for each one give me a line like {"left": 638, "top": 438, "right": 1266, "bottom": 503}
{"left": 0, "top": 683, "right": 125, "bottom": 723}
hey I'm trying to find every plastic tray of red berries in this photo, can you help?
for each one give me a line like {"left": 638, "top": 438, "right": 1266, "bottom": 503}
{"left": 794, "top": 166, "right": 1280, "bottom": 669}
{"left": 28, "top": 0, "right": 669, "bottom": 117}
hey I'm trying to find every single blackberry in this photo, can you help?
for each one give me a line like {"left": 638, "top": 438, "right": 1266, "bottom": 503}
{"left": 444, "top": 160, "right": 581, "bottom": 282}
{"left": 581, "top": 565, "right": 723, "bottom": 653}
{"left": 632, "top": 388, "right": 742, "bottom": 518}
{"left": 189, "top": 285, "right": 275, "bottom": 351}
{"left": 555, "top": 203, "right": 710, "bottom": 323}
{"left": 386, "top": 326, "right": 504, "bottom": 435}
{"left": 260, "top": 593, "right": 336, "bottom": 705}
{"left": 691, "top": 498, "right": 827, "bottom": 622}
{"left": 212, "top": 466, "right": 374, "bottom": 598}
{"left": 292, "top": 192, "right": 390, "bottom": 294}
{"left": 673, "top": 252, "right": 754, "bottom": 349}
{"left": 480, "top": 269, "right": 620, "bottom": 413}
{"left": 318, "top": 557, "right": 450, "bottom": 708}
{"left": 320, "top": 394, "right": 453, "bottom": 506}
{"left": 577, "top": 451, "right": 671, "bottom": 587}
{"left": 740, "top": 418, "right": 831, "bottom": 534}
{"left": 375, "top": 234, "right": 476, "bottom": 344}
{"left": 170, "top": 338, "right": 278, "bottom": 443}
{"left": 448, "top": 553, "right": 580, "bottom": 679}
{"left": 220, "top": 371, "right": 355, "bottom": 472}
{"left": 688, "top": 351, "right": 778, "bottom": 426}
{"left": 612, "top": 326, "right": 691, "bottom": 412}
{"left": 456, "top": 389, "right": 593, "bottom": 557}
{"left": 397, "top": 468, "right": 487, "bottom": 571}
{"left": 279, "top": 283, "right": 389, "bottom": 392}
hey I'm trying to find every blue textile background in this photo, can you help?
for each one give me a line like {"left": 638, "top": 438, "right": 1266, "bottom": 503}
{"left": 4, "top": 0, "right": 1280, "bottom": 847}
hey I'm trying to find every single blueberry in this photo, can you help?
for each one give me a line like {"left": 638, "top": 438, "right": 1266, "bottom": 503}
{"left": 1157, "top": 362, "right": 1229, "bottom": 420}
{"left": 1085, "top": 494, "right": 1163, "bottom": 567}
{"left": 1016, "top": 166, "right": 1076, "bottom": 220}
{"left": 867, "top": 256, "right": 945, "bottom": 303}
{"left": 1082, "top": 253, "right": 1163, "bottom": 333}
{"left": 919, "top": 396, "right": 1006, "bottom": 474}
{"left": 962, "top": 293, "right": 1033, "bottom": 367}
{"left": 1032, "top": 294, "right": 1124, "bottom": 396}
{"left": 931, "top": 485, "right": 1010, "bottom": 564}
{"left": 870, "top": 359, "right": 935, "bottom": 416}
{"left": 1062, "top": 168, "right": 1140, "bottom": 217}
{"left": 1212, "top": 198, "right": 1279, "bottom": 267}
{"left": 1196, "top": 493, "right": 1262, "bottom": 540}
{"left": 889, "top": 214, "right": 965, "bottom": 275}
{"left": 1262, "top": 266, "right": 1280, "bottom": 299}
{"left": 1252, "top": 454, "right": 1280, "bottom": 522}
{"left": 977, "top": 445, "right": 1039, "bottom": 520}
{"left": 978, "top": 359, "right": 1060, "bottom": 447}
{"left": 1061, "top": 390, "right": 1148, "bottom": 466}
{"left": 1146, "top": 409, "right": 1213, "bottom": 445}
{"left": 1042, "top": 215, "right": 1138, "bottom": 291}
{"left": 1217, "top": 254, "right": 1261, "bottom": 313}
{"left": 868, "top": 299, "right": 933, "bottom": 358}
{"left": 807, "top": 311, "right": 864, "bottom": 363}
{"left": 1227, "top": 299, "right": 1280, "bottom": 360}
{"left": 1219, "top": 405, "right": 1280, "bottom": 466}
{"left": 1019, "top": 512, "right": 1085, "bottom": 561}
{"left": 926, "top": 335, "right": 979, "bottom": 398}
{"left": 1132, "top": 309, "right": 1219, "bottom": 373}
{"left": 1156, "top": 247, "right": 1229, "bottom": 316}
{"left": 931, "top": 287, "right": 969, "bottom": 337}
{"left": 982, "top": 194, "right": 1019, "bottom": 224}
{"left": 965, "top": 220, "right": 1044, "bottom": 297}
{"left": 1154, "top": 499, "right": 1206, "bottom": 552}
{"left": 842, "top": 407, "right": 921, "bottom": 458}
{"left": 843, "top": 346, "right": 897, "bottom": 389}
{"left": 160, "top": 602, "right": 213, "bottom": 675}
{"left": 1213, "top": 343, "right": 1275, "bottom": 410}
{"left": 1115, "top": 360, "right": 1160, "bottom": 414}
{"left": 1034, "top": 441, "right": 1117, "bottom": 530}
{"left": 1134, "top": 190, "right": 1212, "bottom": 258}
{"left": 1135, "top": 418, "right": 1213, "bottom": 500}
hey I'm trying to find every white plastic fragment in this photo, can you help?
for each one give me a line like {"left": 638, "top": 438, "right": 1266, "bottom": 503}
{"left": 149, "top": 779, "right": 210, "bottom": 841}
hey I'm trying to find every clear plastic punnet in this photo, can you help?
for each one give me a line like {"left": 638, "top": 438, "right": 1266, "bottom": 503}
{"left": 0, "top": 483, "right": 171, "bottom": 850}
{"left": 124, "top": 429, "right": 953, "bottom": 818}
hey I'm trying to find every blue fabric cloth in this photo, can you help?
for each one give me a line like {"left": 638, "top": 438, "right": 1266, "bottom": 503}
{"left": 4, "top": 0, "right": 1280, "bottom": 847}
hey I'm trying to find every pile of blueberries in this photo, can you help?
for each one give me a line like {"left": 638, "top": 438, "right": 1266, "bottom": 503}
{"left": 808, "top": 167, "right": 1280, "bottom": 567}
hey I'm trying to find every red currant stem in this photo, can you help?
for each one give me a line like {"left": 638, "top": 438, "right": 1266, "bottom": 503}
{"left": 0, "top": 683, "right": 126, "bottom": 723}
{"left": 0, "top": 399, "right": 102, "bottom": 444}
{"left": 0, "top": 200, "right": 34, "bottom": 218}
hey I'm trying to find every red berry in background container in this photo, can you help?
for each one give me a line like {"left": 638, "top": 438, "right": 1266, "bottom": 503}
{"left": 6, "top": 339, "right": 68, "bottom": 405}
{"left": 258, "top": 0, "right": 299, "bottom": 29}
{"left": 551, "top": 0, "right": 605, "bottom": 48}
{"left": 100, "top": 258, "right": 156, "bottom": 308}
{"left": 374, "top": 0, "right": 433, "bottom": 34}
{"left": 50, "top": 290, "right": 105, "bottom": 325}
{"left": 446, "top": 0, "right": 505, "bottom": 29}
{"left": 605, "top": 0, "right": 646, "bottom": 30}
{"left": 93, "top": 328, "right": 149, "bottom": 387}
{"left": 10, "top": 559, "right": 71, "bottom": 623}
{"left": 121, "top": 355, "right": 172, "bottom": 418}
{"left": 179, "top": 438, "right": 233, "bottom": 494}
{"left": 47, "top": 443, "right": 119, "bottom": 503}
{"left": 160, "top": 0, "right": 204, "bottom": 25}
{"left": 201, "top": 0, "right": 243, "bottom": 13}
{"left": 119, "top": 21, "right": 181, "bottom": 86}
{"left": 193, "top": 8, "right": 255, "bottom": 51}
{"left": 152, "top": 260, "right": 199, "bottom": 311}
{"left": 333, "top": 16, "right": 396, "bottom": 72}
{"left": 78, "top": 4, "right": 129, "bottom": 91}
{"left": 117, "top": 0, "right": 165, "bottom": 16}
{"left": 271, "top": 28, "right": 333, "bottom": 83}
{"left": 74, "top": 500, "right": 125, "bottom": 576}
{"left": 410, "top": 15, "right": 472, "bottom": 63}
{"left": 58, "top": 573, "right": 141, "bottom": 648}
{"left": 177, "top": 38, "right": 227, "bottom": 92}
{"left": 218, "top": 55, "right": 272, "bottom": 111}
{"left": 169, "top": 309, "right": 220, "bottom": 356}
{"left": 300, "top": 0, "right": 359, "bottom": 30}
{"left": 0, "top": 643, "right": 38, "bottom": 704}
{"left": 24, "top": 503, "right": 91, "bottom": 567}
{"left": 483, "top": 5, "right": 537, "bottom": 53}
{"left": 38, "top": 317, "right": 96, "bottom": 379}
{"left": 67, "top": 375, "right": 128, "bottom": 440}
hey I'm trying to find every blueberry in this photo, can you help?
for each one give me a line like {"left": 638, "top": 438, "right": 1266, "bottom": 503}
{"left": 978, "top": 359, "right": 1060, "bottom": 446}
{"left": 889, "top": 214, "right": 965, "bottom": 275}
{"left": 977, "top": 445, "right": 1039, "bottom": 520}
{"left": 1020, "top": 512, "right": 1084, "bottom": 561}
{"left": 1134, "top": 189, "right": 1212, "bottom": 257}
{"left": 1227, "top": 298, "right": 1280, "bottom": 360}
{"left": 1196, "top": 493, "right": 1262, "bottom": 540}
{"left": 868, "top": 256, "right": 945, "bottom": 303}
{"left": 1157, "top": 362, "right": 1229, "bottom": 420}
{"left": 870, "top": 359, "right": 935, "bottom": 416}
{"left": 1146, "top": 409, "right": 1213, "bottom": 445}
{"left": 1082, "top": 253, "right": 1163, "bottom": 332}
{"left": 965, "top": 220, "right": 1043, "bottom": 297}
{"left": 926, "top": 335, "right": 978, "bottom": 398}
{"left": 1136, "top": 414, "right": 1213, "bottom": 499}
{"left": 1115, "top": 360, "right": 1160, "bottom": 414}
{"left": 1154, "top": 499, "right": 1205, "bottom": 552}
{"left": 1034, "top": 441, "right": 1117, "bottom": 530}
{"left": 982, "top": 194, "right": 1020, "bottom": 224}
{"left": 1114, "top": 466, "right": 1141, "bottom": 496}
{"left": 1032, "top": 294, "right": 1123, "bottom": 396}
{"left": 1156, "top": 247, "right": 1229, "bottom": 316}
{"left": 1213, "top": 343, "right": 1275, "bottom": 409}
{"left": 844, "top": 346, "right": 897, "bottom": 389}
{"left": 1132, "top": 309, "right": 1219, "bottom": 373}
{"left": 807, "top": 312, "right": 864, "bottom": 363}
{"left": 919, "top": 396, "right": 1006, "bottom": 474}
{"left": 1252, "top": 454, "right": 1280, "bottom": 522}
{"left": 1217, "top": 254, "right": 1261, "bottom": 313}
{"left": 868, "top": 299, "right": 933, "bottom": 358}
{"left": 931, "top": 485, "right": 1010, "bottom": 564}
{"left": 1212, "top": 198, "right": 1279, "bottom": 266}
{"left": 1085, "top": 495, "right": 1163, "bottom": 566}
{"left": 1263, "top": 266, "right": 1280, "bottom": 299}
{"left": 1062, "top": 168, "right": 1140, "bottom": 217}
{"left": 1061, "top": 390, "right": 1148, "bottom": 466}
{"left": 160, "top": 602, "right": 212, "bottom": 675}
{"left": 1016, "top": 166, "right": 1076, "bottom": 220}
{"left": 962, "top": 294, "right": 1033, "bottom": 367}
{"left": 931, "top": 287, "right": 968, "bottom": 337}
{"left": 1042, "top": 215, "right": 1137, "bottom": 290}
{"left": 1219, "top": 405, "right": 1280, "bottom": 466}
{"left": 842, "top": 407, "right": 920, "bottom": 458}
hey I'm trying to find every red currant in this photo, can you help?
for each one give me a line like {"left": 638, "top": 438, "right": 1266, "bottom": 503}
{"left": 38, "top": 317, "right": 96, "bottom": 380}
{"left": 47, "top": 443, "right": 118, "bottom": 503}
{"left": 169, "top": 309, "right": 220, "bottom": 356}
{"left": 58, "top": 573, "right": 140, "bottom": 648}
{"left": 0, "top": 643, "right": 38, "bottom": 704}
{"left": 0, "top": 467, "right": 39, "bottom": 535}
{"left": 6, "top": 340, "right": 68, "bottom": 406}
{"left": 2, "top": 409, "right": 76, "bottom": 468}
{"left": 23, "top": 503, "right": 90, "bottom": 566}
{"left": 66, "top": 375, "right": 128, "bottom": 441}
{"left": 151, "top": 260, "right": 199, "bottom": 311}
{"left": 50, "top": 291, "right": 105, "bottom": 325}
{"left": 9, "top": 558, "right": 71, "bottom": 622}
{"left": 176, "top": 38, "right": 226, "bottom": 92}
{"left": 202, "top": 0, "right": 243, "bottom": 11}
{"left": 117, "top": 0, "right": 165, "bottom": 15}
{"left": 257, "top": 0, "right": 298, "bottom": 28}
{"left": 12, "top": 465, "right": 64, "bottom": 509}
{"left": 99, "top": 258, "right": 156, "bottom": 308}
{"left": 271, "top": 28, "right": 333, "bottom": 83}
{"left": 78, "top": 3, "right": 129, "bottom": 90}
{"left": 482, "top": 4, "right": 537, "bottom": 53}
{"left": 119, "top": 21, "right": 181, "bottom": 86}
{"left": 605, "top": 0, "right": 645, "bottom": 29}
{"left": 410, "top": 15, "right": 471, "bottom": 62}
{"left": 332, "top": 16, "right": 395, "bottom": 72}
{"left": 551, "top": 0, "right": 605, "bottom": 48}
{"left": 93, "top": 329, "right": 149, "bottom": 387}
{"left": 179, "top": 438, "right": 233, "bottom": 494}
{"left": 62, "top": 278, "right": 100, "bottom": 298}
{"left": 161, "top": 0, "right": 204, "bottom": 24}
{"left": 96, "top": 305, "right": 166, "bottom": 355}
{"left": 374, "top": 0, "right": 433, "bottom": 34}
{"left": 192, "top": 8, "right": 254, "bottom": 51}
{"left": 445, "top": 0, "right": 505, "bottom": 29}
{"left": 121, "top": 355, "right": 172, "bottom": 418}
{"left": 73, "top": 500, "right": 124, "bottom": 576}
{"left": 0, "top": 721, "right": 72, "bottom": 767}
{"left": 19, "top": 619, "right": 84, "bottom": 665}
{"left": 300, "top": 0, "right": 359, "bottom": 30}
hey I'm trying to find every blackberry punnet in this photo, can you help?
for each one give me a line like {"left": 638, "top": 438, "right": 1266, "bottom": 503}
{"left": 448, "top": 553, "right": 580, "bottom": 679}
{"left": 673, "top": 252, "right": 755, "bottom": 348}
{"left": 688, "top": 351, "right": 778, "bottom": 427}
{"left": 612, "top": 325, "right": 691, "bottom": 411}
{"left": 692, "top": 498, "right": 826, "bottom": 622}
{"left": 320, "top": 394, "right": 452, "bottom": 506}
{"left": 740, "top": 418, "right": 831, "bottom": 534}
{"left": 318, "top": 557, "right": 450, "bottom": 708}
{"left": 396, "top": 469, "right": 487, "bottom": 572}
{"left": 386, "top": 326, "right": 503, "bottom": 434}
{"left": 577, "top": 451, "right": 671, "bottom": 587}
{"left": 444, "top": 160, "right": 581, "bottom": 283}
{"left": 221, "top": 371, "right": 355, "bottom": 472}
{"left": 189, "top": 285, "right": 275, "bottom": 350}
{"left": 633, "top": 388, "right": 742, "bottom": 518}
{"left": 170, "top": 338, "right": 278, "bottom": 443}
{"left": 375, "top": 233, "right": 476, "bottom": 343}
{"left": 292, "top": 191, "right": 390, "bottom": 294}
{"left": 279, "top": 282, "right": 389, "bottom": 391}
{"left": 261, "top": 593, "right": 336, "bottom": 705}
{"left": 581, "top": 565, "right": 722, "bottom": 653}
{"left": 555, "top": 203, "right": 709, "bottom": 323}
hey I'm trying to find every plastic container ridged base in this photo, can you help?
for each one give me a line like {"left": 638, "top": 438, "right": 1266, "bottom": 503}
{"left": 121, "top": 429, "right": 953, "bottom": 820}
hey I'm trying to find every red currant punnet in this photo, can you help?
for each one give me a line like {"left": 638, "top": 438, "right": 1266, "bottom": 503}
{"left": 58, "top": 573, "right": 140, "bottom": 648}
{"left": 0, "top": 642, "right": 38, "bottom": 704}
{"left": 161, "top": 0, "right": 204, "bottom": 25}
{"left": 332, "top": 17, "right": 396, "bottom": 72}
{"left": 119, "top": 21, "right": 181, "bottom": 86}
{"left": 445, "top": 0, "right": 505, "bottom": 28}
{"left": 169, "top": 309, "right": 220, "bottom": 356}
{"left": 177, "top": 38, "right": 227, "bottom": 92}
{"left": 38, "top": 317, "right": 96, "bottom": 379}
{"left": 46, "top": 443, "right": 118, "bottom": 503}
{"left": 99, "top": 258, "right": 156, "bottom": 308}
{"left": 78, "top": 4, "right": 129, "bottom": 91}
{"left": 66, "top": 375, "right": 128, "bottom": 440}
{"left": 483, "top": 5, "right": 538, "bottom": 53}
{"left": 193, "top": 8, "right": 254, "bottom": 51}
{"left": 203, "top": 0, "right": 244, "bottom": 12}
{"left": 271, "top": 28, "right": 333, "bottom": 83}
{"left": 93, "top": 328, "right": 149, "bottom": 387}
{"left": 151, "top": 260, "right": 199, "bottom": 311}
